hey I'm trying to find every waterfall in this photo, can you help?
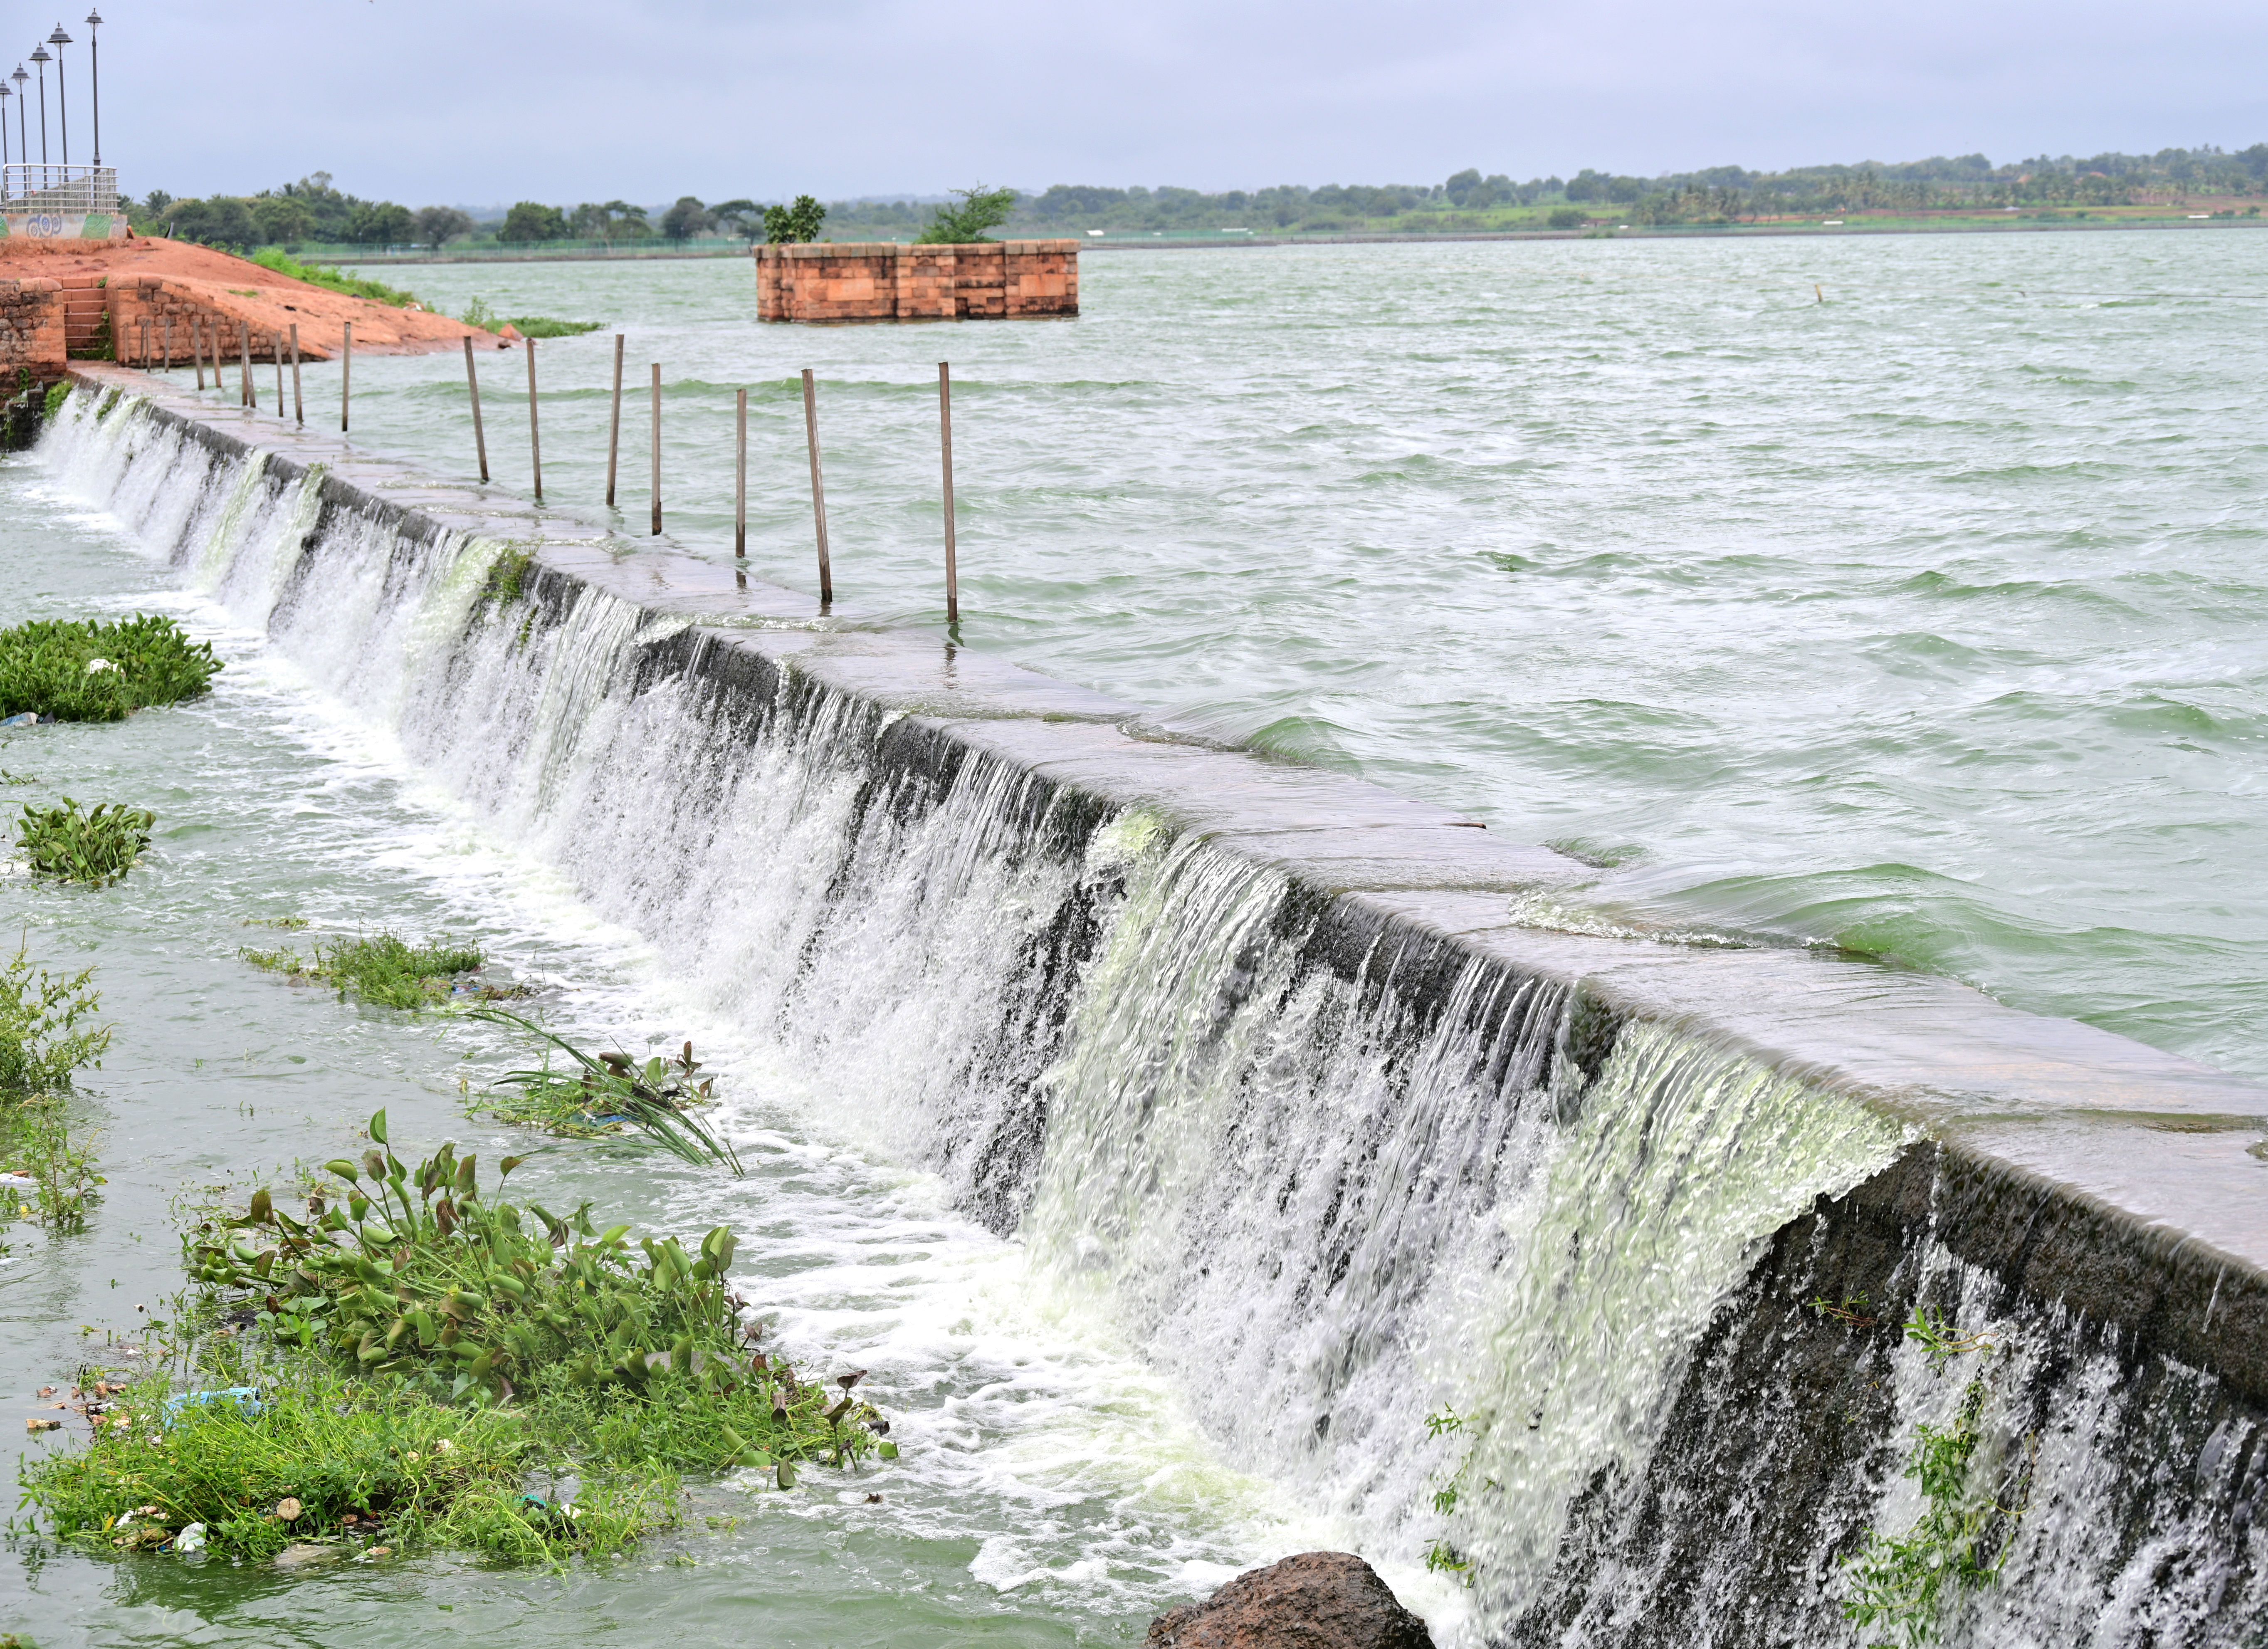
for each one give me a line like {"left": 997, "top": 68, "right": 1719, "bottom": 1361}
{"left": 35, "top": 386, "right": 2268, "bottom": 1647}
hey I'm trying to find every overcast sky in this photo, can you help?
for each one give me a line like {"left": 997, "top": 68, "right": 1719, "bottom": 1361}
{"left": 14, "top": 0, "right": 2265, "bottom": 207}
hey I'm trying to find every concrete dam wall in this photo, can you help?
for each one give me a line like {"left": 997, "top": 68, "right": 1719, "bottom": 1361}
{"left": 43, "top": 362, "right": 2268, "bottom": 1646}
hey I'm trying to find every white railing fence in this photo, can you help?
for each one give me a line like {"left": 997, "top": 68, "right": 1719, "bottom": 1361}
{"left": 2, "top": 164, "right": 120, "bottom": 213}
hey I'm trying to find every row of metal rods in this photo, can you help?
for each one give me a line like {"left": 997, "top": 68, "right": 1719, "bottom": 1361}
{"left": 129, "top": 317, "right": 955, "bottom": 622}
{"left": 132, "top": 313, "right": 345, "bottom": 431}
{"left": 464, "top": 332, "right": 960, "bottom": 623}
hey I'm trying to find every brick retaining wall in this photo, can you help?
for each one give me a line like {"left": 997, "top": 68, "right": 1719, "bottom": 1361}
{"left": 755, "top": 240, "right": 1077, "bottom": 322}
{"left": 0, "top": 278, "right": 64, "bottom": 381}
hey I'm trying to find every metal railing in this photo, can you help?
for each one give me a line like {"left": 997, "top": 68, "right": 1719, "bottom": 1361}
{"left": 2, "top": 164, "right": 119, "bottom": 213}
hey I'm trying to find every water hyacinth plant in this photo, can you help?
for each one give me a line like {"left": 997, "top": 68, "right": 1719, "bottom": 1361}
{"left": 0, "top": 614, "right": 222, "bottom": 721}
{"left": 16, "top": 799, "right": 156, "bottom": 885}
{"left": 22, "top": 1110, "right": 892, "bottom": 1565}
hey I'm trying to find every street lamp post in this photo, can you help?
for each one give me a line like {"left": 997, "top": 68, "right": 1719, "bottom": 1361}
{"left": 9, "top": 68, "right": 24, "bottom": 176}
{"left": 1, "top": 82, "right": 11, "bottom": 179}
{"left": 84, "top": 10, "right": 98, "bottom": 168}
{"left": 48, "top": 24, "right": 70, "bottom": 169}
{"left": 28, "top": 44, "right": 46, "bottom": 167}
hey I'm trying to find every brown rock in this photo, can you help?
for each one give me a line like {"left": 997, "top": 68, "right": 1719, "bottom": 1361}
{"left": 1148, "top": 1552, "right": 1433, "bottom": 1649}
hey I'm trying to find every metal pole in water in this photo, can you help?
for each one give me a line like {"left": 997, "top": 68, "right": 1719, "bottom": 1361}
{"left": 273, "top": 334, "right": 283, "bottom": 416}
{"left": 802, "top": 368, "right": 831, "bottom": 605}
{"left": 649, "top": 361, "right": 662, "bottom": 536}
{"left": 239, "top": 321, "right": 253, "bottom": 410}
{"left": 163, "top": 314, "right": 171, "bottom": 372}
{"left": 192, "top": 319, "right": 203, "bottom": 390}
{"left": 526, "top": 334, "right": 543, "bottom": 504}
{"left": 463, "top": 336, "right": 487, "bottom": 482}
{"left": 340, "top": 321, "right": 351, "bottom": 432}
{"left": 289, "top": 324, "right": 301, "bottom": 425}
{"left": 605, "top": 332, "right": 623, "bottom": 508}
{"left": 938, "top": 361, "right": 957, "bottom": 630}
{"left": 734, "top": 387, "right": 747, "bottom": 560}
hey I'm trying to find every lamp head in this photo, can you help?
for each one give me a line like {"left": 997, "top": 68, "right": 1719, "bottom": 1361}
{"left": 84, "top": 10, "right": 101, "bottom": 29}
{"left": 47, "top": 25, "right": 70, "bottom": 47}
{"left": 29, "top": 45, "right": 48, "bottom": 64}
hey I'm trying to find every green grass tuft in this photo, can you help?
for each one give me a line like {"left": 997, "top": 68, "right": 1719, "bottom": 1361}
{"left": 484, "top": 545, "right": 536, "bottom": 605}
{"left": 0, "top": 613, "right": 222, "bottom": 722}
{"left": 17, "top": 799, "right": 156, "bottom": 885}
{"left": 242, "top": 931, "right": 487, "bottom": 1011}
{"left": 506, "top": 317, "right": 605, "bottom": 339}
{"left": 23, "top": 1357, "right": 666, "bottom": 1564}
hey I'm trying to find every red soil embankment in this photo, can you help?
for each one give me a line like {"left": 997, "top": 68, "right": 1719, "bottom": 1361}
{"left": 0, "top": 235, "right": 505, "bottom": 362}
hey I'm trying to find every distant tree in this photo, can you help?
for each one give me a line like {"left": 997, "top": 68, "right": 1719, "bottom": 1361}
{"left": 413, "top": 205, "right": 474, "bottom": 250}
{"left": 171, "top": 196, "right": 257, "bottom": 250}
{"left": 276, "top": 171, "right": 362, "bottom": 240}
{"left": 915, "top": 184, "right": 1016, "bottom": 244}
{"left": 660, "top": 195, "right": 717, "bottom": 240}
{"left": 250, "top": 196, "right": 315, "bottom": 247}
{"left": 567, "top": 200, "right": 650, "bottom": 243}
{"left": 347, "top": 201, "right": 415, "bottom": 246}
{"left": 1545, "top": 206, "right": 1587, "bottom": 229}
{"left": 710, "top": 198, "right": 763, "bottom": 242}
{"left": 1445, "top": 167, "right": 1485, "bottom": 206}
{"left": 763, "top": 195, "right": 827, "bottom": 243}
{"left": 498, "top": 201, "right": 570, "bottom": 243}
{"left": 141, "top": 188, "right": 173, "bottom": 215}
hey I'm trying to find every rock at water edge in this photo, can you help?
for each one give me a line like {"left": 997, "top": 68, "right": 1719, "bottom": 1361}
{"left": 1147, "top": 1551, "right": 1434, "bottom": 1649}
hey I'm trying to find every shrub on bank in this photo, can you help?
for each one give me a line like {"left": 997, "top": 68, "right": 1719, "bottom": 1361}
{"left": 0, "top": 943, "right": 110, "bottom": 1239}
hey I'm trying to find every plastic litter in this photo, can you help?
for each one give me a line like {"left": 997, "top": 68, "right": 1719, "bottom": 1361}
{"left": 173, "top": 1522, "right": 207, "bottom": 1554}
{"left": 0, "top": 712, "right": 45, "bottom": 728}
{"left": 162, "top": 1386, "right": 263, "bottom": 1420}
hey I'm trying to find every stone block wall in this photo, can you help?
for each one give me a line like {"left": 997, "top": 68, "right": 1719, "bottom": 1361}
{"left": 756, "top": 241, "right": 1079, "bottom": 323}
{"left": 106, "top": 277, "right": 327, "bottom": 366}
{"left": 0, "top": 277, "right": 64, "bottom": 381}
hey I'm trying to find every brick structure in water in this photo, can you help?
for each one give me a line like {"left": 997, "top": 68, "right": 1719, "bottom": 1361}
{"left": 755, "top": 240, "right": 1078, "bottom": 323}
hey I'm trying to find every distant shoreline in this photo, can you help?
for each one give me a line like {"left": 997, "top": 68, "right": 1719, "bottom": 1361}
{"left": 311, "top": 214, "right": 2261, "bottom": 267}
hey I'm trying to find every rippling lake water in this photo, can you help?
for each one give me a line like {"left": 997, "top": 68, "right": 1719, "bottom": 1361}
{"left": 321, "top": 230, "right": 2268, "bottom": 1081}
{"left": 5, "top": 226, "right": 2263, "bottom": 1647}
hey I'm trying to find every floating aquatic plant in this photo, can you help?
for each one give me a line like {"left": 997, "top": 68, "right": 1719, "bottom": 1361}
{"left": 17, "top": 799, "right": 156, "bottom": 885}
{"left": 0, "top": 613, "right": 221, "bottom": 722}
{"left": 20, "top": 1110, "right": 888, "bottom": 1564}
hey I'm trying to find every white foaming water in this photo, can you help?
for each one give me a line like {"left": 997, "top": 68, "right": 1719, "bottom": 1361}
{"left": 37, "top": 388, "right": 2265, "bottom": 1646}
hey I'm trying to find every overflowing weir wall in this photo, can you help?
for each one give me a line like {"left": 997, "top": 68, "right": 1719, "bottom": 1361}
{"left": 44, "top": 365, "right": 2268, "bottom": 1646}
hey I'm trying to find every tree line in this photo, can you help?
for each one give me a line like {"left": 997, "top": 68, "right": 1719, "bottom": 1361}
{"left": 127, "top": 146, "right": 2268, "bottom": 256}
